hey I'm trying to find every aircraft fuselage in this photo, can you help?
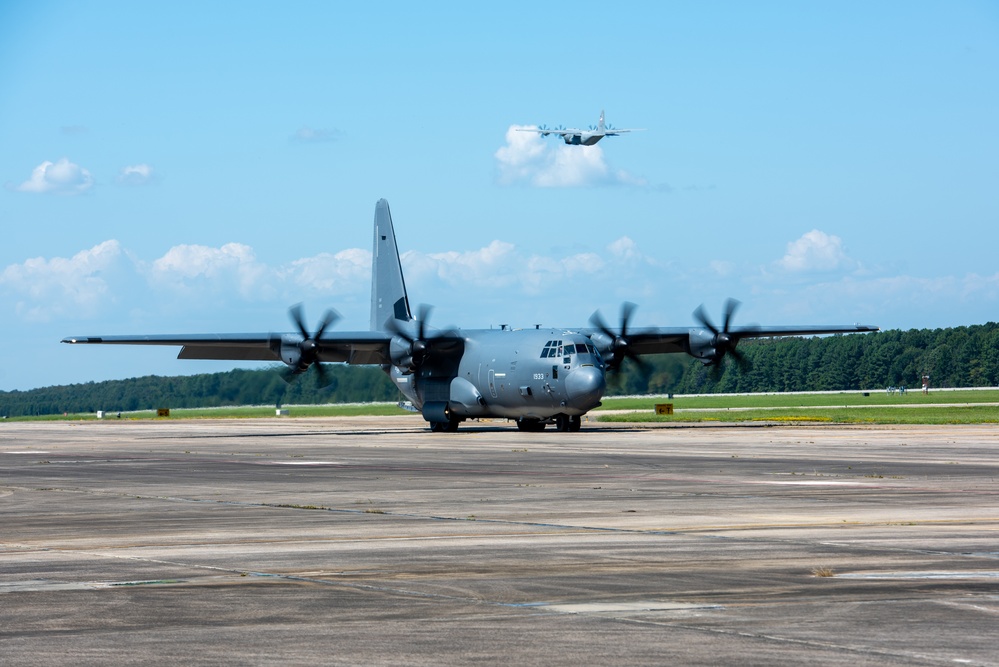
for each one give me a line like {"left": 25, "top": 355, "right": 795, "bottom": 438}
{"left": 564, "top": 133, "right": 604, "bottom": 146}
{"left": 390, "top": 327, "right": 607, "bottom": 426}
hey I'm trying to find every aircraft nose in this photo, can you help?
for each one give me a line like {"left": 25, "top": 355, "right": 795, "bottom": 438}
{"left": 565, "top": 366, "right": 606, "bottom": 410}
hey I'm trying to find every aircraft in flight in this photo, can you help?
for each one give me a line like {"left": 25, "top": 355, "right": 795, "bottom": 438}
{"left": 63, "top": 200, "right": 877, "bottom": 433}
{"left": 517, "top": 110, "right": 644, "bottom": 146}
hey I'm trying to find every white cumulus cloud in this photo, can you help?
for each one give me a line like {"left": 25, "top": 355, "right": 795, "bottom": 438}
{"left": 117, "top": 164, "right": 155, "bottom": 186}
{"left": 422, "top": 240, "right": 517, "bottom": 283}
{"left": 14, "top": 234, "right": 999, "bottom": 337}
{"left": 145, "top": 244, "right": 375, "bottom": 302}
{"left": 401, "top": 238, "right": 639, "bottom": 300}
{"left": 15, "top": 158, "right": 94, "bottom": 195}
{"left": 778, "top": 230, "right": 854, "bottom": 273}
{"left": 608, "top": 236, "right": 639, "bottom": 261}
{"left": 151, "top": 243, "right": 256, "bottom": 279}
{"left": 285, "top": 249, "right": 371, "bottom": 293}
{"left": 561, "top": 252, "right": 605, "bottom": 276}
{"left": 148, "top": 243, "right": 270, "bottom": 299}
{"left": 0, "top": 240, "right": 126, "bottom": 321}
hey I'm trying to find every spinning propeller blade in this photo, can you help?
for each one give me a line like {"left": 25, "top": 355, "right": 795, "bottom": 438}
{"left": 589, "top": 302, "right": 647, "bottom": 372}
{"left": 386, "top": 304, "right": 452, "bottom": 370}
{"left": 281, "top": 303, "right": 340, "bottom": 386}
{"left": 693, "top": 298, "right": 755, "bottom": 372}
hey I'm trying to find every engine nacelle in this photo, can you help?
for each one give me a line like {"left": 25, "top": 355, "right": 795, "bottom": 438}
{"left": 687, "top": 328, "right": 719, "bottom": 365}
{"left": 279, "top": 338, "right": 304, "bottom": 370}
{"left": 588, "top": 330, "right": 618, "bottom": 366}
{"left": 389, "top": 336, "right": 414, "bottom": 371}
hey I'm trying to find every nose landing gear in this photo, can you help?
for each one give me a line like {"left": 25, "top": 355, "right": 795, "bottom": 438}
{"left": 554, "top": 414, "right": 582, "bottom": 432}
{"left": 429, "top": 418, "right": 460, "bottom": 432}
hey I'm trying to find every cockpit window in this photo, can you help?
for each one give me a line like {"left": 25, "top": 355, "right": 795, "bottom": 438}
{"left": 541, "top": 340, "right": 599, "bottom": 363}
{"left": 541, "top": 339, "right": 600, "bottom": 359}
{"left": 540, "top": 340, "right": 563, "bottom": 358}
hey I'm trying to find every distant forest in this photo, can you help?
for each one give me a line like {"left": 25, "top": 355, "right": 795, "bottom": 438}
{"left": 3, "top": 324, "right": 997, "bottom": 417}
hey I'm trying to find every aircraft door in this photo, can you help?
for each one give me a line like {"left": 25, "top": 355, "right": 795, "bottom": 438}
{"left": 487, "top": 368, "right": 498, "bottom": 398}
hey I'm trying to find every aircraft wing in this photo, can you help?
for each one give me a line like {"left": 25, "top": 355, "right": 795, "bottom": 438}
{"left": 61, "top": 331, "right": 395, "bottom": 365}
{"left": 655, "top": 323, "right": 873, "bottom": 351}
{"left": 515, "top": 127, "right": 580, "bottom": 137}
{"left": 584, "top": 323, "right": 879, "bottom": 359}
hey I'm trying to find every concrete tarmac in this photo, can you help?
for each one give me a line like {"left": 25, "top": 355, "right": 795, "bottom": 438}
{"left": 2, "top": 417, "right": 998, "bottom": 665}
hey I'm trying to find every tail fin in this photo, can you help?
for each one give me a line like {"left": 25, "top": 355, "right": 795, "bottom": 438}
{"left": 370, "top": 199, "right": 412, "bottom": 331}
{"left": 598, "top": 109, "right": 605, "bottom": 132}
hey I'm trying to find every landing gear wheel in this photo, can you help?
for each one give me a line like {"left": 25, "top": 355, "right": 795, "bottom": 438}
{"left": 430, "top": 418, "right": 460, "bottom": 433}
{"left": 517, "top": 418, "right": 546, "bottom": 432}
{"left": 554, "top": 415, "right": 581, "bottom": 432}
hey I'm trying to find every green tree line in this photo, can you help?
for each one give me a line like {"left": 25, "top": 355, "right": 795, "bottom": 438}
{"left": 3, "top": 324, "right": 997, "bottom": 417}
{"left": 0, "top": 365, "right": 399, "bottom": 417}
{"left": 606, "top": 323, "right": 999, "bottom": 395}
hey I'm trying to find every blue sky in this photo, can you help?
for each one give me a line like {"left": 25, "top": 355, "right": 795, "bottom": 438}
{"left": 1, "top": 1, "right": 997, "bottom": 391}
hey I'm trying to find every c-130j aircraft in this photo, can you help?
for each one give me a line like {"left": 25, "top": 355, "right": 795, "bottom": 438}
{"left": 64, "top": 200, "right": 877, "bottom": 432}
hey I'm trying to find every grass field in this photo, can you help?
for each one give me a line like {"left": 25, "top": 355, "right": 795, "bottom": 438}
{"left": 4, "top": 390, "right": 997, "bottom": 425}
{"left": 595, "top": 389, "right": 999, "bottom": 425}
{"left": 4, "top": 403, "right": 412, "bottom": 422}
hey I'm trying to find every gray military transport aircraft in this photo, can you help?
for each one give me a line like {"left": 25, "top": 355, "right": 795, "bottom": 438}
{"left": 63, "top": 199, "right": 877, "bottom": 432}
{"left": 517, "top": 110, "right": 643, "bottom": 146}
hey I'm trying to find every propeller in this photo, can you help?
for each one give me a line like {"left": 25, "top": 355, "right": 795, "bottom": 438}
{"left": 385, "top": 304, "right": 441, "bottom": 371}
{"left": 280, "top": 303, "right": 340, "bottom": 386}
{"left": 539, "top": 124, "right": 550, "bottom": 137}
{"left": 691, "top": 298, "right": 755, "bottom": 371}
{"left": 589, "top": 301, "right": 647, "bottom": 372}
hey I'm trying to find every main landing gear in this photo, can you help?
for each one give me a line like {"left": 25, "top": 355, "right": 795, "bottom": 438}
{"left": 516, "top": 415, "right": 582, "bottom": 432}
{"left": 516, "top": 418, "right": 546, "bottom": 432}
{"left": 431, "top": 415, "right": 584, "bottom": 433}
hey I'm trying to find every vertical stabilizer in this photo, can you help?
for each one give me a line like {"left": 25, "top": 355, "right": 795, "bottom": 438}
{"left": 370, "top": 199, "right": 412, "bottom": 331}
{"left": 598, "top": 109, "right": 605, "bottom": 132}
